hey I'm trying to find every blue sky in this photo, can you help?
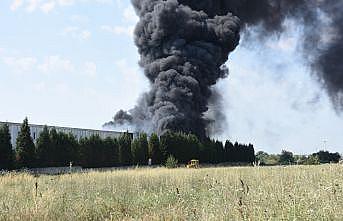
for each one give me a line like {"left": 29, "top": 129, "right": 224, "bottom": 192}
{"left": 1, "top": 0, "right": 342, "bottom": 154}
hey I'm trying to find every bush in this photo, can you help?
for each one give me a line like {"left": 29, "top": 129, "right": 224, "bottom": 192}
{"left": 305, "top": 155, "right": 320, "bottom": 165}
{"left": 313, "top": 151, "right": 341, "bottom": 164}
{"left": 279, "top": 150, "right": 295, "bottom": 165}
{"left": 165, "top": 155, "right": 178, "bottom": 168}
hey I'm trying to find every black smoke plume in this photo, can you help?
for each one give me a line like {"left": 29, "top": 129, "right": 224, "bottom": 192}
{"left": 106, "top": 0, "right": 342, "bottom": 137}
{"left": 103, "top": 110, "right": 132, "bottom": 127}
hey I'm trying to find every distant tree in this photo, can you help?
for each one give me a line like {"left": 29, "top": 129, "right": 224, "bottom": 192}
{"left": 255, "top": 151, "right": 268, "bottom": 165}
{"left": 160, "top": 132, "right": 201, "bottom": 164}
{"left": 35, "top": 126, "right": 51, "bottom": 167}
{"left": 185, "top": 134, "right": 201, "bottom": 160}
{"left": 247, "top": 144, "right": 256, "bottom": 164}
{"left": 103, "top": 137, "right": 119, "bottom": 167}
{"left": 47, "top": 128, "right": 58, "bottom": 166}
{"left": 267, "top": 154, "right": 281, "bottom": 165}
{"left": 131, "top": 138, "right": 140, "bottom": 164}
{"left": 313, "top": 151, "right": 341, "bottom": 164}
{"left": 57, "top": 132, "right": 79, "bottom": 166}
{"left": 279, "top": 150, "right": 295, "bottom": 165}
{"left": 305, "top": 155, "right": 320, "bottom": 165}
{"left": 138, "top": 133, "right": 149, "bottom": 164}
{"left": 198, "top": 138, "right": 226, "bottom": 164}
{"left": 79, "top": 137, "right": 90, "bottom": 167}
{"left": 159, "top": 132, "right": 174, "bottom": 162}
{"left": 148, "top": 133, "right": 162, "bottom": 165}
{"left": 224, "top": 140, "right": 234, "bottom": 162}
{"left": 131, "top": 133, "right": 148, "bottom": 165}
{"left": 203, "top": 139, "right": 223, "bottom": 163}
{"left": 79, "top": 135, "right": 119, "bottom": 168}
{"left": 199, "top": 139, "right": 212, "bottom": 163}
{"left": 314, "top": 151, "right": 331, "bottom": 163}
{"left": 79, "top": 135, "right": 104, "bottom": 168}
{"left": 0, "top": 124, "right": 14, "bottom": 170}
{"left": 329, "top": 152, "right": 341, "bottom": 163}
{"left": 214, "top": 140, "right": 224, "bottom": 163}
{"left": 16, "top": 118, "right": 36, "bottom": 168}
{"left": 118, "top": 132, "right": 132, "bottom": 165}
{"left": 233, "top": 142, "right": 239, "bottom": 162}
{"left": 224, "top": 140, "right": 255, "bottom": 164}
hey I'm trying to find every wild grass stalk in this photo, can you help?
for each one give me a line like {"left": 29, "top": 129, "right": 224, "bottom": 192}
{"left": 0, "top": 165, "right": 342, "bottom": 220}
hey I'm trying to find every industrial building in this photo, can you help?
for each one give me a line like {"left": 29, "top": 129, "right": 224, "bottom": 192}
{"left": 0, "top": 121, "right": 132, "bottom": 148}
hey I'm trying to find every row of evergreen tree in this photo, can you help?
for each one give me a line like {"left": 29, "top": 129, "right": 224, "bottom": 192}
{"left": 0, "top": 118, "right": 255, "bottom": 170}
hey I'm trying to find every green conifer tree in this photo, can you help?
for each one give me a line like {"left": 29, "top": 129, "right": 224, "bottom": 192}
{"left": 118, "top": 132, "right": 132, "bottom": 166}
{"left": 49, "top": 128, "right": 58, "bottom": 166}
{"left": 131, "top": 138, "right": 140, "bottom": 164}
{"left": 138, "top": 133, "right": 148, "bottom": 164}
{"left": 148, "top": 133, "right": 162, "bottom": 165}
{"left": 16, "top": 118, "right": 36, "bottom": 168}
{"left": 0, "top": 123, "right": 14, "bottom": 170}
{"left": 103, "top": 137, "right": 119, "bottom": 167}
{"left": 131, "top": 133, "right": 148, "bottom": 165}
{"left": 35, "top": 126, "right": 50, "bottom": 167}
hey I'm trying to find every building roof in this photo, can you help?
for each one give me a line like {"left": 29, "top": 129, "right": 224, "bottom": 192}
{"left": 0, "top": 121, "right": 128, "bottom": 134}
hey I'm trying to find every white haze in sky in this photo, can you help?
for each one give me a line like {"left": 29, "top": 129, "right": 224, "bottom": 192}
{"left": 217, "top": 22, "right": 343, "bottom": 154}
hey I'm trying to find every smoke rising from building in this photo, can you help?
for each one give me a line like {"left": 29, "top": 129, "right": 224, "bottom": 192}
{"left": 106, "top": 0, "right": 343, "bottom": 137}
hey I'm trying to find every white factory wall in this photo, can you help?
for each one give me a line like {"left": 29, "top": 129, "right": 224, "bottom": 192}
{"left": 0, "top": 122, "right": 128, "bottom": 148}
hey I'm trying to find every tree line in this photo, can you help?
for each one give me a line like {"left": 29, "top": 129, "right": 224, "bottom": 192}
{"left": 256, "top": 150, "right": 341, "bottom": 166}
{"left": 0, "top": 118, "right": 256, "bottom": 170}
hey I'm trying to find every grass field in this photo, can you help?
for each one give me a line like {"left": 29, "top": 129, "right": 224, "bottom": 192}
{"left": 0, "top": 165, "right": 342, "bottom": 220}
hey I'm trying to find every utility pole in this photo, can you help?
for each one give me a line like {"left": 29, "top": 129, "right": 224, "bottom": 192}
{"left": 323, "top": 139, "right": 328, "bottom": 151}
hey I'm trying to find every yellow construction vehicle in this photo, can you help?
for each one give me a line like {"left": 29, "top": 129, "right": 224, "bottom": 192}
{"left": 186, "top": 159, "right": 199, "bottom": 168}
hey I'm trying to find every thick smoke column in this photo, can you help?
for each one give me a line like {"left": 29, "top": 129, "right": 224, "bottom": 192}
{"left": 315, "top": 1, "right": 343, "bottom": 110}
{"left": 108, "top": 0, "right": 240, "bottom": 138}
{"left": 107, "top": 0, "right": 343, "bottom": 136}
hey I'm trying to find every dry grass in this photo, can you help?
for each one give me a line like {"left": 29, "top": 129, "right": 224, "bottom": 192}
{"left": 0, "top": 164, "right": 342, "bottom": 220}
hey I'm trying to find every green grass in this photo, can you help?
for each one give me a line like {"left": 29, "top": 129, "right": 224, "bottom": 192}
{"left": 0, "top": 164, "right": 342, "bottom": 220}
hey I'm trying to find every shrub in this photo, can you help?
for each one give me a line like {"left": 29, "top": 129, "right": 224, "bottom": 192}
{"left": 165, "top": 155, "right": 178, "bottom": 168}
{"left": 279, "top": 150, "right": 295, "bottom": 165}
{"left": 305, "top": 155, "right": 320, "bottom": 165}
